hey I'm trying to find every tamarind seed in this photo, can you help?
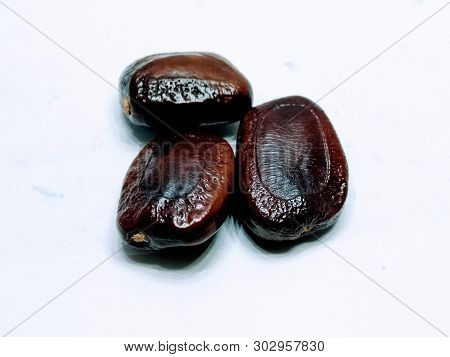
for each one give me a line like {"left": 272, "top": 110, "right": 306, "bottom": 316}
{"left": 118, "top": 132, "right": 234, "bottom": 250}
{"left": 236, "top": 96, "right": 348, "bottom": 241}
{"left": 120, "top": 52, "right": 252, "bottom": 129}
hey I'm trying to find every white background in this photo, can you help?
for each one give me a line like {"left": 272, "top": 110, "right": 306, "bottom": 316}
{"left": 0, "top": 0, "right": 449, "bottom": 337}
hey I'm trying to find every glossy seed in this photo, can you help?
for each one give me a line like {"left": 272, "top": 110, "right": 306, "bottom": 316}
{"left": 119, "top": 52, "right": 253, "bottom": 129}
{"left": 117, "top": 132, "right": 234, "bottom": 250}
{"left": 236, "top": 96, "right": 348, "bottom": 241}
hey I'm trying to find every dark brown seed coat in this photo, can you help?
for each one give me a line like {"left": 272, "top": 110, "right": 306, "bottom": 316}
{"left": 236, "top": 96, "right": 348, "bottom": 241}
{"left": 118, "top": 133, "right": 234, "bottom": 250}
{"left": 120, "top": 52, "right": 252, "bottom": 129}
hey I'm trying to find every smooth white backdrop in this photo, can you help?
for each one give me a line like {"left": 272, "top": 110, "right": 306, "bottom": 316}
{"left": 0, "top": 0, "right": 449, "bottom": 336}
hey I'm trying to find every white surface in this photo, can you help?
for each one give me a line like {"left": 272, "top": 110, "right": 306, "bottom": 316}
{"left": 1, "top": 0, "right": 449, "bottom": 337}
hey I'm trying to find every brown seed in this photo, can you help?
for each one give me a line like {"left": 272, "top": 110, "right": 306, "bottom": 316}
{"left": 236, "top": 96, "right": 348, "bottom": 241}
{"left": 117, "top": 132, "right": 234, "bottom": 250}
{"left": 119, "top": 52, "right": 253, "bottom": 129}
